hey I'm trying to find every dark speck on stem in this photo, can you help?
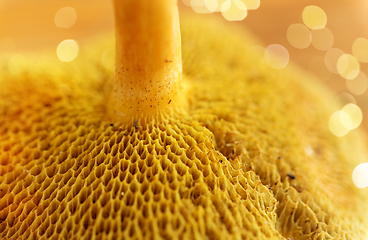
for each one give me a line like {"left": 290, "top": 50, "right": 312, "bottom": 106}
{"left": 287, "top": 173, "right": 296, "bottom": 180}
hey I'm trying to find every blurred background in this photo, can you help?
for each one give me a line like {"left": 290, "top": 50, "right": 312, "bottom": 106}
{"left": 1, "top": 0, "right": 368, "bottom": 138}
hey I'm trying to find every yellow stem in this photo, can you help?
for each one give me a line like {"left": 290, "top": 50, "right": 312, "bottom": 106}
{"left": 112, "top": 0, "right": 182, "bottom": 121}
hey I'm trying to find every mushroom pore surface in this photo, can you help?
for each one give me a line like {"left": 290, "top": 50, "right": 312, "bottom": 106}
{"left": 0, "top": 14, "right": 368, "bottom": 240}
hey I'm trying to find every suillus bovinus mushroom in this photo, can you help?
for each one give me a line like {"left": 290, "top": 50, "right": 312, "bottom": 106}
{"left": 1, "top": 1, "right": 368, "bottom": 239}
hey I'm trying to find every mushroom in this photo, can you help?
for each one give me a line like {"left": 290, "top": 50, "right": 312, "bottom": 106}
{"left": 1, "top": 0, "right": 368, "bottom": 239}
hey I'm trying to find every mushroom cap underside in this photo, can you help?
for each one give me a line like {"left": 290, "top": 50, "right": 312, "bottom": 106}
{"left": 0, "top": 14, "right": 368, "bottom": 240}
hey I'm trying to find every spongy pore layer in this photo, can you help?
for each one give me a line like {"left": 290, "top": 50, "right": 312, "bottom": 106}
{"left": 1, "top": 15, "right": 368, "bottom": 240}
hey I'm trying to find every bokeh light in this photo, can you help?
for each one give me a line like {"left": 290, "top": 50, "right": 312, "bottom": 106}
{"left": 183, "top": 0, "right": 259, "bottom": 20}
{"left": 214, "top": 0, "right": 227, "bottom": 11}
{"left": 264, "top": 44, "right": 289, "bottom": 69}
{"left": 352, "top": 163, "right": 368, "bottom": 189}
{"left": 56, "top": 39, "right": 79, "bottom": 62}
{"left": 342, "top": 103, "right": 363, "bottom": 130}
{"left": 352, "top": 37, "right": 368, "bottom": 63}
{"left": 333, "top": 92, "right": 357, "bottom": 110}
{"left": 190, "top": 0, "right": 217, "bottom": 13}
{"left": 242, "top": 0, "right": 260, "bottom": 10}
{"left": 54, "top": 7, "right": 77, "bottom": 29}
{"left": 286, "top": 23, "right": 311, "bottom": 49}
{"left": 221, "top": 0, "right": 247, "bottom": 21}
{"left": 311, "top": 27, "right": 334, "bottom": 51}
{"left": 8, "top": 54, "right": 27, "bottom": 75}
{"left": 329, "top": 110, "right": 351, "bottom": 137}
{"left": 337, "top": 54, "right": 360, "bottom": 80}
{"left": 324, "top": 48, "right": 344, "bottom": 74}
{"left": 338, "top": 110, "right": 352, "bottom": 130}
{"left": 302, "top": 5, "right": 327, "bottom": 30}
{"left": 346, "top": 71, "right": 368, "bottom": 95}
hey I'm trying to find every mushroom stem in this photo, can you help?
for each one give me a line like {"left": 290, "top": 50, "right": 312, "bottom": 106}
{"left": 112, "top": 0, "right": 182, "bottom": 121}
